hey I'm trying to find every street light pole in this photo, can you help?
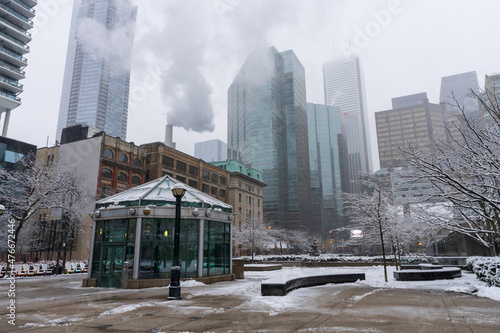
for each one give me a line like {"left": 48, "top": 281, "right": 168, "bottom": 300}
{"left": 168, "top": 183, "right": 186, "bottom": 300}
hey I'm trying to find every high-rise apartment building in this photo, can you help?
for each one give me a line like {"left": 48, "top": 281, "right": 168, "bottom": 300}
{"left": 307, "top": 103, "right": 344, "bottom": 234}
{"left": 375, "top": 94, "right": 447, "bottom": 169}
{"left": 323, "top": 57, "right": 371, "bottom": 187}
{"left": 227, "top": 47, "right": 312, "bottom": 232}
{"left": 56, "top": 0, "right": 137, "bottom": 142}
{"left": 194, "top": 139, "right": 227, "bottom": 162}
{"left": 0, "top": 0, "right": 35, "bottom": 136}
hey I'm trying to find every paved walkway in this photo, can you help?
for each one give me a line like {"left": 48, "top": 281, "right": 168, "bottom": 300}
{"left": 0, "top": 273, "right": 499, "bottom": 332}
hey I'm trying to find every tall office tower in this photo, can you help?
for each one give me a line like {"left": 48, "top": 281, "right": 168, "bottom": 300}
{"left": 227, "top": 47, "right": 312, "bottom": 232}
{"left": 481, "top": 73, "right": 500, "bottom": 128}
{"left": 323, "top": 57, "right": 371, "bottom": 190}
{"left": 375, "top": 93, "right": 447, "bottom": 169}
{"left": 307, "top": 103, "right": 344, "bottom": 234}
{"left": 194, "top": 139, "right": 227, "bottom": 162}
{"left": 0, "top": 0, "right": 35, "bottom": 137}
{"left": 56, "top": 0, "right": 137, "bottom": 142}
{"left": 440, "top": 71, "right": 479, "bottom": 114}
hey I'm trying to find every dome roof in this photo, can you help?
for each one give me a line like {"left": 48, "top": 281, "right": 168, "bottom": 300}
{"left": 95, "top": 176, "right": 232, "bottom": 212}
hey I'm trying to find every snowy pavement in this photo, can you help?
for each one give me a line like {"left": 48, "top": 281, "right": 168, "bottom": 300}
{"left": 0, "top": 266, "right": 499, "bottom": 332}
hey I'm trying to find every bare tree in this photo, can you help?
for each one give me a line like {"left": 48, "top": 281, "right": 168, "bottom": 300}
{"left": 342, "top": 173, "right": 393, "bottom": 282}
{"left": 233, "top": 218, "right": 274, "bottom": 263}
{"left": 400, "top": 89, "right": 500, "bottom": 256}
{"left": 0, "top": 154, "right": 88, "bottom": 268}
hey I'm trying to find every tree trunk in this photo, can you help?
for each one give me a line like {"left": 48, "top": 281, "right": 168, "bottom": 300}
{"left": 379, "top": 220, "right": 388, "bottom": 283}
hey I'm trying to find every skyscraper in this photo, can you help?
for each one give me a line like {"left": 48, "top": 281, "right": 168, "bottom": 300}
{"left": 56, "top": 0, "right": 137, "bottom": 142}
{"left": 375, "top": 93, "right": 446, "bottom": 169}
{"left": 194, "top": 139, "right": 227, "bottom": 162}
{"left": 0, "top": 0, "right": 35, "bottom": 137}
{"left": 323, "top": 57, "right": 371, "bottom": 188}
{"left": 227, "top": 47, "right": 312, "bottom": 231}
{"left": 307, "top": 103, "right": 344, "bottom": 233}
{"left": 440, "top": 71, "right": 479, "bottom": 114}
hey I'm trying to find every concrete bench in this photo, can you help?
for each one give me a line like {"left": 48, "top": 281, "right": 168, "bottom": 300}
{"left": 261, "top": 273, "right": 366, "bottom": 296}
{"left": 393, "top": 267, "right": 461, "bottom": 281}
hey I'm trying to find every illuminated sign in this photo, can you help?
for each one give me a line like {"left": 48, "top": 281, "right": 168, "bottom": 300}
{"left": 350, "top": 230, "right": 364, "bottom": 238}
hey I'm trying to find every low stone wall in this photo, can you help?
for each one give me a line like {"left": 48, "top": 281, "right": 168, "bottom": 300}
{"left": 245, "top": 264, "right": 282, "bottom": 271}
{"left": 261, "top": 273, "right": 366, "bottom": 296}
{"left": 82, "top": 274, "right": 235, "bottom": 289}
{"left": 393, "top": 267, "right": 462, "bottom": 281}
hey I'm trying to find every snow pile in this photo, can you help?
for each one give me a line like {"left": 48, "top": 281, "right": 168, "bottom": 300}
{"left": 242, "top": 253, "right": 433, "bottom": 264}
{"left": 467, "top": 256, "right": 500, "bottom": 287}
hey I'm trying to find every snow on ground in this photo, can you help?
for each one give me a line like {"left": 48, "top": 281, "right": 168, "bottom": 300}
{"left": 178, "top": 265, "right": 500, "bottom": 316}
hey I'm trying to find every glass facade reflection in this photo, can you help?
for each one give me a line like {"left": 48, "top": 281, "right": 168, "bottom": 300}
{"left": 228, "top": 47, "right": 311, "bottom": 230}
{"left": 307, "top": 103, "right": 345, "bottom": 234}
{"left": 56, "top": 0, "right": 137, "bottom": 142}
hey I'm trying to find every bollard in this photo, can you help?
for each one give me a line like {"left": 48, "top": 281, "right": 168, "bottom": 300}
{"left": 121, "top": 262, "right": 129, "bottom": 289}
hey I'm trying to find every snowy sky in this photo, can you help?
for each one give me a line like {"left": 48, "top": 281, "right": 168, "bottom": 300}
{"left": 4, "top": 0, "right": 500, "bottom": 171}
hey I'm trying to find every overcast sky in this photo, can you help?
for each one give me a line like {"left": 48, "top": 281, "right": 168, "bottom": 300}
{"left": 3, "top": 0, "right": 500, "bottom": 171}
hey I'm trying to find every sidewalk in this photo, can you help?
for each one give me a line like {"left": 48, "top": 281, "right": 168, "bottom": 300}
{"left": 1, "top": 272, "right": 499, "bottom": 332}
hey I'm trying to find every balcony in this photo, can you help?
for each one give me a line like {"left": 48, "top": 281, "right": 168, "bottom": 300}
{"left": 0, "top": 30, "right": 29, "bottom": 54}
{"left": 0, "top": 3, "right": 33, "bottom": 31}
{"left": 0, "top": 45, "right": 26, "bottom": 67}
{"left": 0, "top": 74, "right": 22, "bottom": 93}
{"left": 0, "top": 87, "right": 21, "bottom": 110}
{"left": 0, "top": 17, "right": 31, "bottom": 43}
{"left": 0, "top": 60, "right": 24, "bottom": 80}
{"left": 2, "top": 0, "right": 36, "bottom": 19}
{"left": 18, "top": 0, "right": 36, "bottom": 8}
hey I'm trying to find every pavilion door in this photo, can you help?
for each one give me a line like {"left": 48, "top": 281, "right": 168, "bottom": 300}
{"left": 99, "top": 245, "right": 124, "bottom": 288}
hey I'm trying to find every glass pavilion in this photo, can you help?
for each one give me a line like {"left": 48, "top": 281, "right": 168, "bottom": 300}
{"left": 84, "top": 176, "right": 233, "bottom": 288}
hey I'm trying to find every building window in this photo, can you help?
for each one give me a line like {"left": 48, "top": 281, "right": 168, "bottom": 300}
{"left": 132, "top": 175, "right": 141, "bottom": 185}
{"left": 238, "top": 193, "right": 242, "bottom": 202}
{"left": 176, "top": 175, "right": 186, "bottom": 183}
{"left": 258, "top": 199, "right": 260, "bottom": 207}
{"left": 188, "top": 179, "right": 198, "bottom": 188}
{"left": 133, "top": 158, "right": 141, "bottom": 167}
{"left": 119, "top": 153, "right": 128, "bottom": 164}
{"left": 211, "top": 186, "right": 218, "bottom": 196}
{"left": 220, "top": 176, "right": 227, "bottom": 186}
{"left": 202, "top": 170, "right": 209, "bottom": 180}
{"left": 211, "top": 173, "right": 219, "bottom": 183}
{"left": 103, "top": 149, "right": 113, "bottom": 160}
{"left": 118, "top": 172, "right": 128, "bottom": 182}
{"left": 189, "top": 165, "right": 198, "bottom": 176}
{"left": 162, "top": 155, "right": 174, "bottom": 167}
{"left": 219, "top": 189, "right": 226, "bottom": 198}
{"left": 101, "top": 168, "right": 113, "bottom": 179}
{"left": 176, "top": 161, "right": 187, "bottom": 172}
{"left": 202, "top": 184, "right": 210, "bottom": 193}
{"left": 100, "top": 185, "right": 113, "bottom": 199}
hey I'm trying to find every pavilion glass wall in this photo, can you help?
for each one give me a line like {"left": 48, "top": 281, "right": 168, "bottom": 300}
{"left": 139, "top": 218, "right": 199, "bottom": 279}
{"left": 91, "top": 219, "right": 136, "bottom": 280}
{"left": 203, "top": 221, "right": 231, "bottom": 277}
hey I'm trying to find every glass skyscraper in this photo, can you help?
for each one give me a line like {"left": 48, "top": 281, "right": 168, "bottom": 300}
{"left": 56, "top": 0, "right": 137, "bottom": 142}
{"left": 307, "top": 103, "right": 345, "bottom": 233}
{"left": 0, "top": 0, "right": 35, "bottom": 137}
{"left": 227, "top": 47, "right": 312, "bottom": 231}
{"left": 323, "top": 57, "right": 371, "bottom": 185}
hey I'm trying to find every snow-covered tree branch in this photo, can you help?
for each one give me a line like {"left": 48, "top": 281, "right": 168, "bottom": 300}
{"left": 399, "top": 89, "right": 500, "bottom": 255}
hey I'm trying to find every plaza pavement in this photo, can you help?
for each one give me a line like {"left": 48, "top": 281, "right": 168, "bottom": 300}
{"left": 0, "top": 273, "right": 499, "bottom": 333}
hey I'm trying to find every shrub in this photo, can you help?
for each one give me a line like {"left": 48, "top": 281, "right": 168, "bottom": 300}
{"left": 467, "top": 257, "right": 500, "bottom": 287}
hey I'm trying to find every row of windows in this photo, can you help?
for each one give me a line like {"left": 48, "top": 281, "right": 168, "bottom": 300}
{"left": 103, "top": 149, "right": 142, "bottom": 167}
{"left": 101, "top": 168, "right": 141, "bottom": 185}
{"left": 161, "top": 155, "right": 227, "bottom": 186}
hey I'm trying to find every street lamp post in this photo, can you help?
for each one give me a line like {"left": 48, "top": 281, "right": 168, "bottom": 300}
{"left": 168, "top": 183, "right": 186, "bottom": 300}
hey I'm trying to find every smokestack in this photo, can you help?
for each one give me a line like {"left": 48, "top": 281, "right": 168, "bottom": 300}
{"left": 165, "top": 124, "right": 176, "bottom": 149}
